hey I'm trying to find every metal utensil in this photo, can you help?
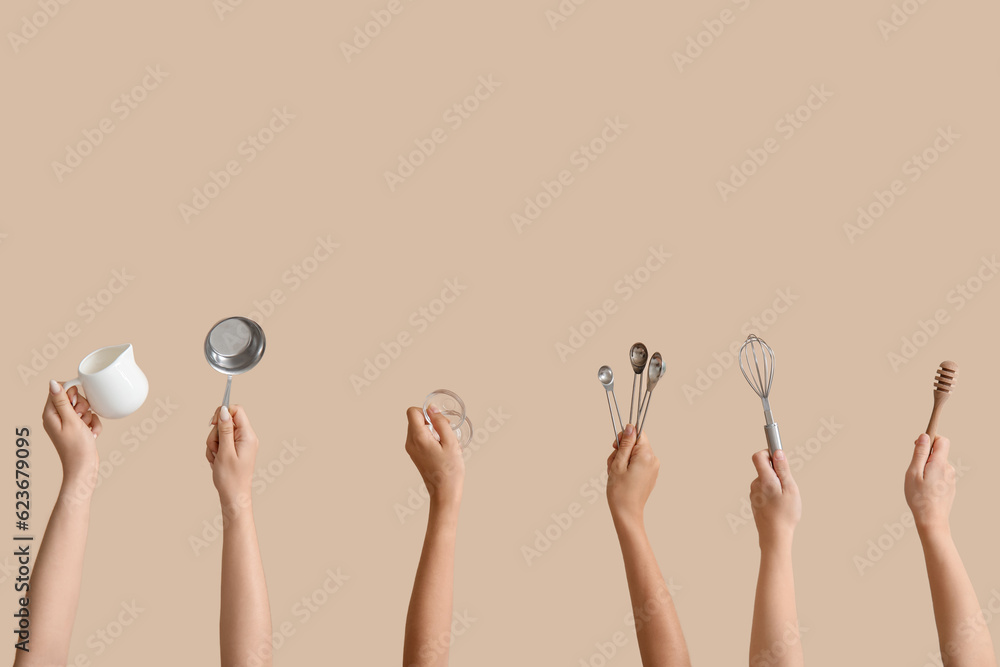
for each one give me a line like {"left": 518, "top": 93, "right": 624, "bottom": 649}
{"left": 204, "top": 317, "right": 266, "bottom": 409}
{"left": 629, "top": 343, "right": 648, "bottom": 425}
{"left": 636, "top": 352, "right": 664, "bottom": 438}
{"left": 598, "top": 365, "right": 624, "bottom": 447}
{"left": 738, "top": 334, "right": 781, "bottom": 456}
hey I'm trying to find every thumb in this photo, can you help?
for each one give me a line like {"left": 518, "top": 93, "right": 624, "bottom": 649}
{"left": 47, "top": 380, "right": 78, "bottom": 425}
{"left": 927, "top": 435, "right": 951, "bottom": 466}
{"left": 612, "top": 424, "right": 636, "bottom": 474}
{"left": 217, "top": 406, "right": 236, "bottom": 457}
{"left": 908, "top": 433, "right": 932, "bottom": 479}
{"left": 771, "top": 448, "right": 794, "bottom": 488}
{"left": 427, "top": 405, "right": 458, "bottom": 449}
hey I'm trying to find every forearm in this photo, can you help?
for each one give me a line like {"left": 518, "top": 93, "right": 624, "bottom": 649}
{"left": 220, "top": 505, "right": 272, "bottom": 667}
{"left": 403, "top": 498, "right": 460, "bottom": 667}
{"left": 13, "top": 477, "right": 92, "bottom": 667}
{"left": 750, "top": 540, "right": 803, "bottom": 667}
{"left": 614, "top": 516, "right": 690, "bottom": 667}
{"left": 919, "top": 527, "right": 997, "bottom": 667}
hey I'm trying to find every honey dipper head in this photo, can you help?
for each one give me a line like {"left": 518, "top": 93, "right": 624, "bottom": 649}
{"left": 934, "top": 361, "right": 958, "bottom": 394}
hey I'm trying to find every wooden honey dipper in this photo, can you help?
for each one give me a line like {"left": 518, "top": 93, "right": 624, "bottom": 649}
{"left": 925, "top": 361, "right": 958, "bottom": 441}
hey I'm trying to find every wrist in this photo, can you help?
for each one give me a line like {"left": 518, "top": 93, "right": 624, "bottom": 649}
{"left": 219, "top": 490, "right": 254, "bottom": 522}
{"left": 759, "top": 529, "right": 795, "bottom": 553}
{"left": 611, "top": 509, "right": 645, "bottom": 536}
{"left": 59, "top": 469, "right": 98, "bottom": 506}
{"left": 916, "top": 521, "right": 952, "bottom": 545}
{"left": 429, "top": 492, "right": 462, "bottom": 516}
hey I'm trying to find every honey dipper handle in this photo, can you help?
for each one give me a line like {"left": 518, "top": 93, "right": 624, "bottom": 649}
{"left": 926, "top": 392, "right": 949, "bottom": 442}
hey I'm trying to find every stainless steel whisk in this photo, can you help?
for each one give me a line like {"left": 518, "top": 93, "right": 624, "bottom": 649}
{"left": 738, "top": 334, "right": 782, "bottom": 456}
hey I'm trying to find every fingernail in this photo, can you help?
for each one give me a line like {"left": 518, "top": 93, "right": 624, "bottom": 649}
{"left": 773, "top": 449, "right": 786, "bottom": 461}
{"left": 219, "top": 408, "right": 230, "bottom": 422}
{"left": 917, "top": 433, "right": 930, "bottom": 445}
{"left": 624, "top": 424, "right": 634, "bottom": 436}
{"left": 49, "top": 380, "right": 61, "bottom": 395}
{"left": 428, "top": 404, "right": 441, "bottom": 415}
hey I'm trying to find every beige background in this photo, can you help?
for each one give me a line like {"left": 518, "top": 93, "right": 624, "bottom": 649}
{"left": 2, "top": 0, "right": 999, "bottom": 665}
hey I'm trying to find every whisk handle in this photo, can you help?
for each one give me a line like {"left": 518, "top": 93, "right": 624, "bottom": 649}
{"left": 764, "top": 423, "right": 782, "bottom": 457}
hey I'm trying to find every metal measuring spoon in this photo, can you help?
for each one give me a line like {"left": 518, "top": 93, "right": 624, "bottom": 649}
{"left": 204, "top": 317, "right": 266, "bottom": 409}
{"left": 598, "top": 365, "right": 625, "bottom": 448}
{"left": 636, "top": 352, "right": 664, "bottom": 438}
{"left": 628, "top": 343, "right": 648, "bottom": 425}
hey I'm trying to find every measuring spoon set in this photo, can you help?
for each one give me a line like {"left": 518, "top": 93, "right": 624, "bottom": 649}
{"left": 598, "top": 343, "right": 664, "bottom": 447}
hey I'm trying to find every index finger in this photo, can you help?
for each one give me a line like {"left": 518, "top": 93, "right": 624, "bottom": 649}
{"left": 751, "top": 449, "right": 777, "bottom": 482}
{"left": 47, "top": 380, "right": 79, "bottom": 425}
{"left": 229, "top": 404, "right": 252, "bottom": 430}
{"left": 406, "top": 407, "right": 436, "bottom": 447}
{"left": 908, "top": 433, "right": 932, "bottom": 479}
{"left": 612, "top": 425, "right": 637, "bottom": 474}
{"left": 427, "top": 407, "right": 459, "bottom": 450}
